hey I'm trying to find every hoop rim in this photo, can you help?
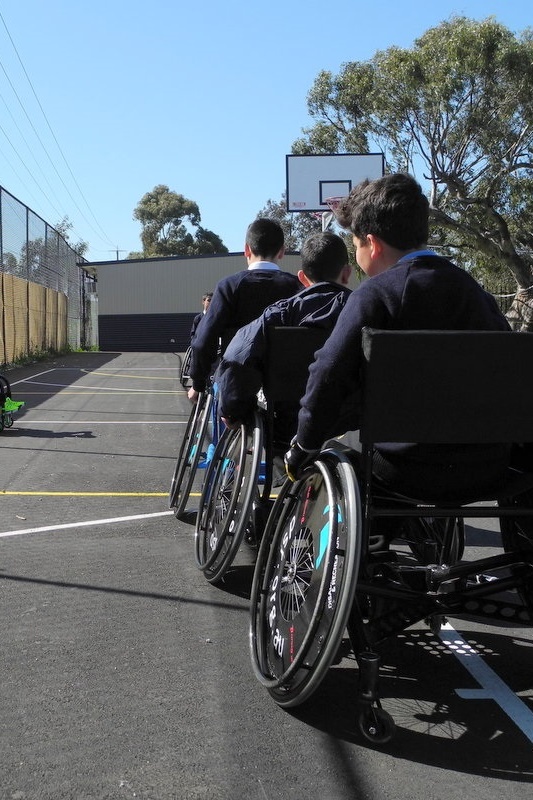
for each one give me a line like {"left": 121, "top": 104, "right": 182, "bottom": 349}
{"left": 324, "top": 195, "right": 345, "bottom": 211}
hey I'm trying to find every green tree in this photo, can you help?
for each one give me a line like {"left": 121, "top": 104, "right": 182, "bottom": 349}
{"left": 132, "top": 185, "right": 228, "bottom": 257}
{"left": 55, "top": 216, "right": 89, "bottom": 258}
{"left": 293, "top": 16, "right": 533, "bottom": 329}
{"left": 257, "top": 193, "right": 321, "bottom": 250}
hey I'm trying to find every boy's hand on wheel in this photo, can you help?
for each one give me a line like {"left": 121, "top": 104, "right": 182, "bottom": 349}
{"left": 284, "top": 441, "right": 317, "bottom": 482}
{"left": 187, "top": 387, "right": 199, "bottom": 404}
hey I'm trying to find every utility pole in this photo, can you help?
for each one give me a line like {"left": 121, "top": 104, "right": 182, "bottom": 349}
{"left": 109, "top": 247, "right": 126, "bottom": 261}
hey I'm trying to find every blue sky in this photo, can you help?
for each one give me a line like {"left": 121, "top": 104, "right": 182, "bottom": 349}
{"left": 0, "top": 0, "right": 530, "bottom": 261}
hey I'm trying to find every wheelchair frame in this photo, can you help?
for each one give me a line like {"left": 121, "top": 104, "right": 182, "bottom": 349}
{"left": 249, "top": 328, "right": 533, "bottom": 744}
{"left": 195, "top": 327, "right": 330, "bottom": 584}
{"left": 180, "top": 345, "right": 193, "bottom": 388}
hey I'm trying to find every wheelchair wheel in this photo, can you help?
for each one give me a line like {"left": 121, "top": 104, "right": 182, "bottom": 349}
{"left": 356, "top": 706, "right": 396, "bottom": 745}
{"left": 499, "top": 491, "right": 533, "bottom": 613}
{"left": 2, "top": 412, "right": 13, "bottom": 428}
{"left": 402, "top": 516, "right": 465, "bottom": 564}
{"left": 195, "top": 414, "right": 263, "bottom": 584}
{"left": 180, "top": 346, "right": 193, "bottom": 388}
{"left": 168, "top": 391, "right": 213, "bottom": 517}
{"left": 250, "top": 448, "right": 361, "bottom": 707}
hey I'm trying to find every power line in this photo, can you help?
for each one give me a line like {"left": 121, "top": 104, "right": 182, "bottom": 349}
{"left": 0, "top": 10, "right": 116, "bottom": 249}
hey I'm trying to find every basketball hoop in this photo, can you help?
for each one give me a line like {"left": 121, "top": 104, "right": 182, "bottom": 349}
{"left": 324, "top": 196, "right": 344, "bottom": 213}
{"left": 321, "top": 196, "right": 344, "bottom": 232}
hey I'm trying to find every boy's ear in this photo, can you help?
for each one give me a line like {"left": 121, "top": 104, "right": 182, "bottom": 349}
{"left": 298, "top": 269, "right": 312, "bottom": 287}
{"left": 367, "top": 233, "right": 384, "bottom": 260}
{"left": 244, "top": 242, "right": 252, "bottom": 258}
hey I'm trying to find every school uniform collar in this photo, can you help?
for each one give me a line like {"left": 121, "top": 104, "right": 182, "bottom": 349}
{"left": 397, "top": 249, "right": 437, "bottom": 262}
{"left": 247, "top": 261, "right": 280, "bottom": 271}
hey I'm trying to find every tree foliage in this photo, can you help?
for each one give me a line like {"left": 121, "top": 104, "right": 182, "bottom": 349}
{"left": 293, "top": 16, "right": 533, "bottom": 329}
{"left": 257, "top": 193, "right": 361, "bottom": 274}
{"left": 257, "top": 193, "right": 321, "bottom": 250}
{"left": 131, "top": 185, "right": 228, "bottom": 257}
{"left": 55, "top": 216, "right": 89, "bottom": 258}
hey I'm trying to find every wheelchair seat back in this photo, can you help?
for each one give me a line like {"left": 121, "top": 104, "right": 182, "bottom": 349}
{"left": 360, "top": 328, "right": 533, "bottom": 445}
{"left": 260, "top": 326, "right": 330, "bottom": 482}
{"left": 263, "top": 326, "right": 329, "bottom": 406}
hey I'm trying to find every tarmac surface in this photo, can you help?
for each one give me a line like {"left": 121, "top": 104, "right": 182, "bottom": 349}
{"left": 0, "top": 351, "right": 532, "bottom": 800}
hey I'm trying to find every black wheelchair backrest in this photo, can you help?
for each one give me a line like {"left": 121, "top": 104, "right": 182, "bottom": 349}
{"left": 263, "top": 326, "right": 330, "bottom": 405}
{"left": 360, "top": 328, "right": 533, "bottom": 444}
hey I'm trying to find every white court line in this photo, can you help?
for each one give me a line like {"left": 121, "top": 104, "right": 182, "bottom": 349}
{"left": 15, "top": 420, "right": 187, "bottom": 424}
{"left": 439, "top": 622, "right": 533, "bottom": 743}
{"left": 10, "top": 368, "right": 55, "bottom": 386}
{"left": 22, "top": 380, "right": 179, "bottom": 393}
{"left": 0, "top": 510, "right": 174, "bottom": 538}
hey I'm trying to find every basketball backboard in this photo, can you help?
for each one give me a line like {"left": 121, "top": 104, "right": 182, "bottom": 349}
{"left": 285, "top": 153, "right": 385, "bottom": 213}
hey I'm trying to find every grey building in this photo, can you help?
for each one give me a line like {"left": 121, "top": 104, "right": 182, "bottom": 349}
{"left": 89, "top": 251, "right": 304, "bottom": 352}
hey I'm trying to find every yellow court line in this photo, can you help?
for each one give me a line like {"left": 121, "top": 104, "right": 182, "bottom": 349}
{"left": 15, "top": 391, "right": 184, "bottom": 395}
{"left": 0, "top": 491, "right": 170, "bottom": 497}
{"left": 1, "top": 489, "right": 279, "bottom": 498}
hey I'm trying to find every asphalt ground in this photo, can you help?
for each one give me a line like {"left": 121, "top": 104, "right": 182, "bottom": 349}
{"left": 0, "top": 351, "right": 532, "bottom": 800}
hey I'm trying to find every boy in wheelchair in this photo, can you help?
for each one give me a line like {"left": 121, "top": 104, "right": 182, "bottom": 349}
{"left": 215, "top": 230, "right": 352, "bottom": 459}
{"left": 187, "top": 218, "right": 301, "bottom": 405}
{"left": 285, "top": 173, "right": 514, "bottom": 505}
{"left": 249, "top": 175, "right": 533, "bottom": 740}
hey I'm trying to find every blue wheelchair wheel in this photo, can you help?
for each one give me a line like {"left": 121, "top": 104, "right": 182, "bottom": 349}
{"left": 195, "top": 414, "right": 263, "bottom": 584}
{"left": 169, "top": 392, "right": 213, "bottom": 517}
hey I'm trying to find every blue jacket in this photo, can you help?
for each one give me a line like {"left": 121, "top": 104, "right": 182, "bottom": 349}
{"left": 190, "top": 268, "right": 302, "bottom": 391}
{"left": 217, "top": 281, "right": 352, "bottom": 424}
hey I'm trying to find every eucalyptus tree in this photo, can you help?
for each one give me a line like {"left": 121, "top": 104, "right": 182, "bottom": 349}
{"left": 293, "top": 17, "right": 533, "bottom": 329}
{"left": 132, "top": 185, "right": 227, "bottom": 257}
{"left": 257, "top": 193, "right": 321, "bottom": 251}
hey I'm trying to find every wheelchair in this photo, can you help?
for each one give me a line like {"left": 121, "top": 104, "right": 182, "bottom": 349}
{"left": 195, "top": 327, "right": 330, "bottom": 584}
{"left": 249, "top": 328, "right": 533, "bottom": 744}
{"left": 168, "top": 382, "right": 223, "bottom": 519}
{"left": 169, "top": 330, "right": 239, "bottom": 519}
{"left": 0, "top": 373, "right": 24, "bottom": 431}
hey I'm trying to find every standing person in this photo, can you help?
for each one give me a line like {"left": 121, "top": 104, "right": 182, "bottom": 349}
{"left": 285, "top": 173, "right": 512, "bottom": 500}
{"left": 188, "top": 218, "right": 302, "bottom": 403}
{"left": 189, "top": 292, "right": 212, "bottom": 343}
{"left": 216, "top": 231, "right": 352, "bottom": 442}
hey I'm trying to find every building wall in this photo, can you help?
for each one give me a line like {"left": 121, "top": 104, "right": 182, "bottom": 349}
{"left": 91, "top": 251, "right": 305, "bottom": 352}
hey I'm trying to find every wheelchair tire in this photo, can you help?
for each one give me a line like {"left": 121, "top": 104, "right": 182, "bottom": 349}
{"left": 168, "top": 392, "right": 213, "bottom": 517}
{"left": 249, "top": 448, "right": 361, "bottom": 707}
{"left": 180, "top": 346, "right": 193, "bottom": 388}
{"left": 403, "top": 516, "right": 465, "bottom": 564}
{"left": 356, "top": 706, "right": 396, "bottom": 745}
{"left": 195, "top": 414, "right": 263, "bottom": 583}
{"left": 499, "top": 496, "right": 533, "bottom": 614}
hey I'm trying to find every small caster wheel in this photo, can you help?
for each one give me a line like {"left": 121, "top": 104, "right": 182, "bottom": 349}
{"left": 357, "top": 707, "right": 396, "bottom": 744}
{"left": 3, "top": 413, "right": 13, "bottom": 428}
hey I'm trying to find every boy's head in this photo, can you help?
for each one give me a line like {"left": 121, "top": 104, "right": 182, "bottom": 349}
{"left": 202, "top": 292, "right": 212, "bottom": 310}
{"left": 336, "top": 173, "right": 429, "bottom": 250}
{"left": 299, "top": 231, "right": 350, "bottom": 284}
{"left": 245, "top": 218, "right": 285, "bottom": 261}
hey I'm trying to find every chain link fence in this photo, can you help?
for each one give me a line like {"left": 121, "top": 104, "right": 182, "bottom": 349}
{"left": 0, "top": 186, "right": 97, "bottom": 365}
